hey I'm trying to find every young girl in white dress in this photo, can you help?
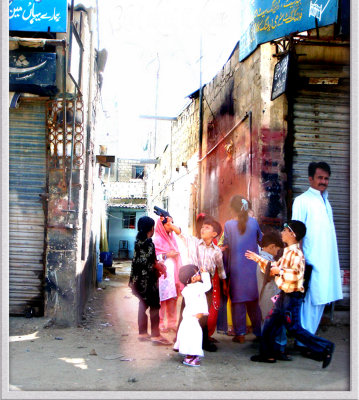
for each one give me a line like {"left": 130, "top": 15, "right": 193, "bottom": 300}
{"left": 173, "top": 264, "right": 211, "bottom": 367}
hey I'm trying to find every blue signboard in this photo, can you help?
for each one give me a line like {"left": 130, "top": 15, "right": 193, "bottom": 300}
{"left": 239, "top": 0, "right": 339, "bottom": 61}
{"left": 10, "top": 51, "right": 58, "bottom": 95}
{"left": 9, "top": 0, "right": 67, "bottom": 33}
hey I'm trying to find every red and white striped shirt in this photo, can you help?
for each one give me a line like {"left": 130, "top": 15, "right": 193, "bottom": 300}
{"left": 178, "top": 234, "right": 226, "bottom": 280}
{"left": 251, "top": 243, "right": 305, "bottom": 293}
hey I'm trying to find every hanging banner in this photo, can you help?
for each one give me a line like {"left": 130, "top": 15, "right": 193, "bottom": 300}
{"left": 239, "top": 0, "right": 339, "bottom": 61}
{"left": 9, "top": 0, "right": 67, "bottom": 33}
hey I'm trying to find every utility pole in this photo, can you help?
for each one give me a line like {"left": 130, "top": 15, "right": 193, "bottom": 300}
{"left": 154, "top": 53, "right": 160, "bottom": 158}
{"left": 198, "top": 35, "right": 204, "bottom": 212}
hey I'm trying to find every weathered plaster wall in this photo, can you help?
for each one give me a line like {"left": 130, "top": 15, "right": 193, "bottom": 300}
{"left": 46, "top": 169, "right": 84, "bottom": 326}
{"left": 147, "top": 100, "right": 200, "bottom": 233}
{"left": 45, "top": 9, "right": 98, "bottom": 326}
{"left": 200, "top": 42, "right": 288, "bottom": 229}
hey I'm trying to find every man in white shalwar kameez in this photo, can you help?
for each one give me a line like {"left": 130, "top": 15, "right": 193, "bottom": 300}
{"left": 292, "top": 162, "right": 343, "bottom": 339}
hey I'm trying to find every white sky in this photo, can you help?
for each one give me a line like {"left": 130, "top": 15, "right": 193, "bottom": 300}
{"left": 83, "top": 0, "right": 251, "bottom": 157}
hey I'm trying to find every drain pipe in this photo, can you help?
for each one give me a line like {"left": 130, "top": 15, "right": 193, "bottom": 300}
{"left": 81, "top": 7, "right": 95, "bottom": 258}
{"left": 62, "top": 45, "right": 67, "bottom": 187}
{"left": 248, "top": 110, "right": 253, "bottom": 200}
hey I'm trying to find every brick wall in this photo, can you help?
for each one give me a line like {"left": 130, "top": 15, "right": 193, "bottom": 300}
{"left": 146, "top": 100, "right": 200, "bottom": 233}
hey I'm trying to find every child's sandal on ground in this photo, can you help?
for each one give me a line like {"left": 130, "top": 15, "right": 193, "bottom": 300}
{"left": 183, "top": 356, "right": 200, "bottom": 367}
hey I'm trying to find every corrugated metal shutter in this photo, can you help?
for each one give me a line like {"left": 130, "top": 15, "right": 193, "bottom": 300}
{"left": 292, "top": 67, "right": 350, "bottom": 278}
{"left": 9, "top": 100, "right": 47, "bottom": 315}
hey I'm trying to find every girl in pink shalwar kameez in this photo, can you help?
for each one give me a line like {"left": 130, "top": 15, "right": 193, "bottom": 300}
{"left": 153, "top": 217, "right": 182, "bottom": 332}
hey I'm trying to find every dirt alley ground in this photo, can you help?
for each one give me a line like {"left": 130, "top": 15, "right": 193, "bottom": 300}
{"left": 7, "top": 261, "right": 352, "bottom": 397}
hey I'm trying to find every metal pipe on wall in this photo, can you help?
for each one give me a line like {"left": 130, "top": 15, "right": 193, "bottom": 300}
{"left": 248, "top": 110, "right": 253, "bottom": 201}
{"left": 66, "top": 87, "right": 77, "bottom": 212}
{"left": 81, "top": 7, "right": 95, "bottom": 260}
{"left": 62, "top": 46, "right": 67, "bottom": 186}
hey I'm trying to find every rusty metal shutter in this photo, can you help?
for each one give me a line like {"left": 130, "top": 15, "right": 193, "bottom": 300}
{"left": 292, "top": 66, "right": 350, "bottom": 295}
{"left": 9, "top": 100, "right": 47, "bottom": 315}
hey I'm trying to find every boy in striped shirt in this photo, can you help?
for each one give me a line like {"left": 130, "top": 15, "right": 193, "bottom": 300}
{"left": 245, "top": 220, "right": 334, "bottom": 368}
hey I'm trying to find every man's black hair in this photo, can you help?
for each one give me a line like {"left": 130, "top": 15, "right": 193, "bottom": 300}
{"left": 308, "top": 161, "right": 331, "bottom": 178}
{"left": 288, "top": 220, "right": 306, "bottom": 242}
{"left": 260, "top": 230, "right": 284, "bottom": 249}
{"left": 202, "top": 217, "right": 222, "bottom": 238}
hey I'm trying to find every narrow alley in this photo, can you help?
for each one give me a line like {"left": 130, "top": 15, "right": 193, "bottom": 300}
{"left": 5, "top": 1, "right": 356, "bottom": 399}
{"left": 9, "top": 262, "right": 350, "bottom": 395}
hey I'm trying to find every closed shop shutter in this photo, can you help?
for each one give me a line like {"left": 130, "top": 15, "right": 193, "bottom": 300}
{"left": 291, "top": 65, "right": 350, "bottom": 300}
{"left": 9, "top": 100, "right": 47, "bottom": 315}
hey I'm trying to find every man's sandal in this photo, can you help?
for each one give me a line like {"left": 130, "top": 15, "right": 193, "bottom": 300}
{"left": 250, "top": 354, "right": 276, "bottom": 363}
{"left": 138, "top": 334, "right": 151, "bottom": 342}
{"left": 322, "top": 346, "right": 334, "bottom": 369}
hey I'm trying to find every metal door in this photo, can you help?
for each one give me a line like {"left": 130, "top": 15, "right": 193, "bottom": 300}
{"left": 291, "top": 66, "right": 350, "bottom": 301}
{"left": 9, "top": 100, "right": 47, "bottom": 315}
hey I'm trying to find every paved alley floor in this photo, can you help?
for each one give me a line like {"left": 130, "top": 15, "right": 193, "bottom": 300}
{"left": 6, "top": 262, "right": 353, "bottom": 398}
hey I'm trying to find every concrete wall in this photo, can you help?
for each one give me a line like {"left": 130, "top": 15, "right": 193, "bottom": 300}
{"left": 146, "top": 100, "right": 200, "bottom": 234}
{"left": 44, "top": 7, "right": 101, "bottom": 326}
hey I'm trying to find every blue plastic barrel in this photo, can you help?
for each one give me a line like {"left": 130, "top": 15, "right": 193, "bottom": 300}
{"left": 97, "top": 262, "right": 103, "bottom": 282}
{"left": 100, "top": 252, "right": 113, "bottom": 267}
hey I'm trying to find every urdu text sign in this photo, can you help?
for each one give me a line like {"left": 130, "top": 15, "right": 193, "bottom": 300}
{"left": 239, "top": 0, "right": 339, "bottom": 61}
{"left": 9, "top": 0, "right": 67, "bottom": 33}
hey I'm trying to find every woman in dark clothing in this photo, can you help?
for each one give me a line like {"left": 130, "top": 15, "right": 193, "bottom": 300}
{"left": 129, "top": 216, "right": 171, "bottom": 345}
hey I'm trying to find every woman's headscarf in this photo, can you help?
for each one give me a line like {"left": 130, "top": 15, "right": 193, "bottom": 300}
{"left": 152, "top": 218, "right": 179, "bottom": 255}
{"left": 153, "top": 217, "right": 182, "bottom": 291}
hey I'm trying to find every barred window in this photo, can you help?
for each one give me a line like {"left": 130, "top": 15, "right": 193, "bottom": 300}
{"left": 123, "top": 212, "right": 136, "bottom": 229}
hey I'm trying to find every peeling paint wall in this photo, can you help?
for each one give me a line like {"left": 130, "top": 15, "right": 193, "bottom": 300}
{"left": 198, "top": 42, "right": 287, "bottom": 230}
{"left": 44, "top": 8, "right": 100, "bottom": 326}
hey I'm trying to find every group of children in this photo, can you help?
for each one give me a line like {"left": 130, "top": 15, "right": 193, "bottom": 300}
{"left": 129, "top": 208, "right": 335, "bottom": 369}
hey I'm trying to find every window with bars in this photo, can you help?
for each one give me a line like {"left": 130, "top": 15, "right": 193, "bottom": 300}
{"left": 123, "top": 212, "right": 136, "bottom": 229}
{"left": 132, "top": 165, "right": 144, "bottom": 179}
